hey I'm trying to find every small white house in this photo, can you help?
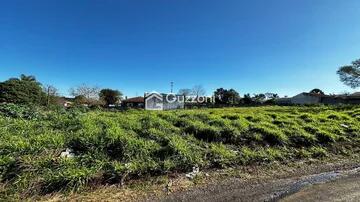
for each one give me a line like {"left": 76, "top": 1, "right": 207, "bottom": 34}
{"left": 145, "top": 92, "right": 163, "bottom": 110}
{"left": 291, "top": 93, "right": 322, "bottom": 104}
{"left": 145, "top": 92, "right": 185, "bottom": 110}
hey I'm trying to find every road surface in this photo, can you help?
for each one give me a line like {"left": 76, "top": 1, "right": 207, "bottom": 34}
{"left": 281, "top": 173, "right": 360, "bottom": 202}
{"left": 157, "top": 167, "right": 360, "bottom": 202}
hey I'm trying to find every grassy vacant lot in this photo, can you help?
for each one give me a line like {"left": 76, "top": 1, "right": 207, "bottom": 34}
{"left": 0, "top": 104, "right": 359, "bottom": 199}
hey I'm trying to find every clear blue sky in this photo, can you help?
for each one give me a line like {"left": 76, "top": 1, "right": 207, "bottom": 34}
{"left": 1, "top": 0, "right": 360, "bottom": 97}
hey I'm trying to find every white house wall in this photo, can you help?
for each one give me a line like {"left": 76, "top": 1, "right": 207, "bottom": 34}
{"left": 291, "top": 94, "right": 321, "bottom": 104}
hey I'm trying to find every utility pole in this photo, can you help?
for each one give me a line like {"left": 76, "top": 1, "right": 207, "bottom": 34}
{"left": 47, "top": 86, "right": 50, "bottom": 106}
{"left": 170, "top": 82, "right": 174, "bottom": 93}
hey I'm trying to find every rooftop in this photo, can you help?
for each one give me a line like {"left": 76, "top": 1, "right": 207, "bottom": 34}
{"left": 122, "top": 96, "right": 144, "bottom": 103}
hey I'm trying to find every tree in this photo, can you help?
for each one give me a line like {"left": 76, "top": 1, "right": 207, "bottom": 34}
{"left": 264, "top": 93, "right": 279, "bottom": 100}
{"left": 226, "top": 89, "right": 241, "bottom": 104}
{"left": 69, "top": 84, "right": 100, "bottom": 105}
{"left": 74, "top": 95, "right": 87, "bottom": 105}
{"left": 309, "top": 88, "right": 325, "bottom": 95}
{"left": 43, "top": 85, "right": 59, "bottom": 106}
{"left": 242, "top": 93, "right": 253, "bottom": 105}
{"left": 214, "top": 88, "right": 227, "bottom": 104}
{"left": 178, "top": 88, "right": 192, "bottom": 97}
{"left": 253, "top": 94, "right": 266, "bottom": 103}
{"left": 337, "top": 59, "right": 360, "bottom": 89}
{"left": 0, "top": 74, "right": 45, "bottom": 105}
{"left": 20, "top": 74, "right": 36, "bottom": 82}
{"left": 214, "top": 88, "right": 240, "bottom": 105}
{"left": 99, "top": 88, "right": 122, "bottom": 107}
{"left": 191, "top": 85, "right": 206, "bottom": 97}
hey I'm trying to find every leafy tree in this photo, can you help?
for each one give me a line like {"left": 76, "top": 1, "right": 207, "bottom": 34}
{"left": 337, "top": 59, "right": 360, "bottom": 88}
{"left": 253, "top": 94, "right": 266, "bottom": 103}
{"left": 43, "top": 85, "right": 59, "bottom": 106}
{"left": 178, "top": 88, "right": 192, "bottom": 96}
{"left": 74, "top": 95, "right": 87, "bottom": 105}
{"left": 214, "top": 88, "right": 227, "bottom": 104}
{"left": 262, "top": 93, "right": 279, "bottom": 105}
{"left": 99, "top": 88, "right": 122, "bottom": 107}
{"left": 214, "top": 88, "right": 240, "bottom": 105}
{"left": 242, "top": 93, "right": 253, "bottom": 105}
{"left": 20, "top": 74, "right": 36, "bottom": 82}
{"left": 309, "top": 88, "right": 325, "bottom": 95}
{"left": 264, "top": 93, "right": 279, "bottom": 100}
{"left": 0, "top": 74, "right": 45, "bottom": 105}
{"left": 226, "top": 89, "right": 241, "bottom": 104}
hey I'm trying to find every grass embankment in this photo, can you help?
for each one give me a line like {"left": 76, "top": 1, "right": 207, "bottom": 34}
{"left": 0, "top": 104, "right": 359, "bottom": 199}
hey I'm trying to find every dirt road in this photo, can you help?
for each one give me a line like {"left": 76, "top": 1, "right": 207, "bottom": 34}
{"left": 281, "top": 173, "right": 360, "bottom": 202}
{"left": 157, "top": 166, "right": 360, "bottom": 202}
{"left": 40, "top": 159, "right": 360, "bottom": 201}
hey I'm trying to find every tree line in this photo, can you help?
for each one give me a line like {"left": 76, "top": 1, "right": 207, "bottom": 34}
{"left": 177, "top": 86, "right": 280, "bottom": 106}
{"left": 0, "top": 75, "right": 122, "bottom": 107}
{"left": 0, "top": 75, "right": 279, "bottom": 107}
{"left": 0, "top": 58, "right": 358, "bottom": 107}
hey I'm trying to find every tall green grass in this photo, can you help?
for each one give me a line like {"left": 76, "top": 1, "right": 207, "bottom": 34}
{"left": 0, "top": 104, "right": 359, "bottom": 199}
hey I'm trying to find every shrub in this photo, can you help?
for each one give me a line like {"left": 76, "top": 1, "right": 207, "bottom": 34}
{"left": 309, "top": 147, "right": 328, "bottom": 158}
{"left": 265, "top": 148, "right": 286, "bottom": 161}
{"left": 299, "top": 113, "right": 314, "bottom": 123}
{"left": 196, "top": 125, "right": 221, "bottom": 142}
{"left": 289, "top": 132, "right": 316, "bottom": 147}
{"left": 316, "top": 130, "right": 337, "bottom": 144}
{"left": 250, "top": 123, "right": 288, "bottom": 145}
{"left": 41, "top": 162, "right": 98, "bottom": 193}
{"left": 327, "top": 114, "right": 339, "bottom": 120}
{"left": 231, "top": 118, "right": 250, "bottom": 132}
{"left": 208, "top": 143, "right": 237, "bottom": 168}
{"left": 162, "top": 135, "right": 205, "bottom": 170}
{"left": 238, "top": 147, "right": 270, "bottom": 165}
{"left": 284, "top": 126, "right": 316, "bottom": 147}
{"left": 221, "top": 114, "right": 239, "bottom": 120}
{"left": 0, "top": 155, "right": 17, "bottom": 182}
{"left": 0, "top": 103, "right": 42, "bottom": 120}
{"left": 183, "top": 120, "right": 222, "bottom": 142}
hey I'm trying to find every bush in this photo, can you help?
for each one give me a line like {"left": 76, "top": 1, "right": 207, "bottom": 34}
{"left": 239, "top": 147, "right": 269, "bottom": 164}
{"left": 250, "top": 123, "right": 288, "bottom": 145}
{"left": 316, "top": 130, "right": 337, "bottom": 144}
{"left": 0, "top": 103, "right": 42, "bottom": 120}
{"left": 309, "top": 147, "right": 328, "bottom": 158}
{"left": 208, "top": 143, "right": 237, "bottom": 168}
{"left": 41, "top": 161, "right": 98, "bottom": 193}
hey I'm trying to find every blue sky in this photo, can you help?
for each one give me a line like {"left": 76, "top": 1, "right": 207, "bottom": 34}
{"left": 1, "top": 0, "right": 360, "bottom": 97}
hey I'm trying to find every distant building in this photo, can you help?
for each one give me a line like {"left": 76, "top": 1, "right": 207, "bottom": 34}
{"left": 145, "top": 92, "right": 185, "bottom": 110}
{"left": 290, "top": 93, "right": 323, "bottom": 104}
{"left": 346, "top": 92, "right": 360, "bottom": 104}
{"left": 350, "top": 92, "right": 360, "bottom": 97}
{"left": 321, "top": 95, "right": 346, "bottom": 105}
{"left": 275, "top": 92, "right": 360, "bottom": 105}
{"left": 57, "top": 97, "right": 74, "bottom": 107}
{"left": 145, "top": 92, "right": 163, "bottom": 110}
{"left": 274, "top": 97, "right": 292, "bottom": 105}
{"left": 122, "top": 96, "right": 144, "bottom": 108}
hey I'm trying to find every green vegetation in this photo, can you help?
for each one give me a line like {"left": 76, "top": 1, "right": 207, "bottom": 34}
{"left": 99, "top": 88, "right": 123, "bottom": 107}
{"left": 0, "top": 75, "right": 45, "bottom": 105}
{"left": 337, "top": 58, "right": 360, "bottom": 89}
{"left": 1, "top": 104, "right": 360, "bottom": 199}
